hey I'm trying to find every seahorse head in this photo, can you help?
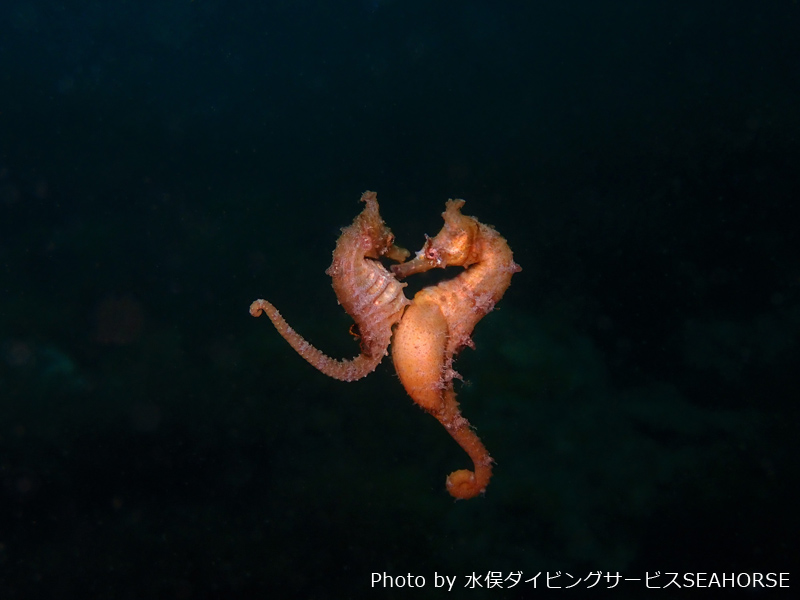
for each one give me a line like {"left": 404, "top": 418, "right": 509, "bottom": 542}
{"left": 424, "top": 199, "right": 480, "bottom": 268}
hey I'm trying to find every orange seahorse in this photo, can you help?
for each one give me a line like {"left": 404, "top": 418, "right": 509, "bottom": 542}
{"left": 250, "top": 191, "right": 410, "bottom": 381}
{"left": 391, "top": 199, "right": 521, "bottom": 499}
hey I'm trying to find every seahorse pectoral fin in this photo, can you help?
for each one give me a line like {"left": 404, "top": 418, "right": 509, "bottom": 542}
{"left": 391, "top": 298, "right": 448, "bottom": 414}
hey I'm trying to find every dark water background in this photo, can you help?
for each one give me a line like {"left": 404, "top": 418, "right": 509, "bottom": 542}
{"left": 1, "top": 1, "right": 798, "bottom": 597}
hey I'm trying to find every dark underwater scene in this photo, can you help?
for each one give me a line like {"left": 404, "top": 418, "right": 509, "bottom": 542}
{"left": 1, "top": 0, "right": 798, "bottom": 597}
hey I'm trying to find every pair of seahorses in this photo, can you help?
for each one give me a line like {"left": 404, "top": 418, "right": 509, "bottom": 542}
{"left": 250, "top": 191, "right": 520, "bottom": 499}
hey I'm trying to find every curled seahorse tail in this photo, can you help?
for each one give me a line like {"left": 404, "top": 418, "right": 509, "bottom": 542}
{"left": 446, "top": 467, "right": 491, "bottom": 500}
{"left": 250, "top": 299, "right": 383, "bottom": 382}
{"left": 445, "top": 426, "right": 493, "bottom": 499}
{"left": 441, "top": 387, "right": 493, "bottom": 499}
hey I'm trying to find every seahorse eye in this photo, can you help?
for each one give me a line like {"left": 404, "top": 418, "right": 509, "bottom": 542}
{"left": 424, "top": 243, "right": 442, "bottom": 266}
